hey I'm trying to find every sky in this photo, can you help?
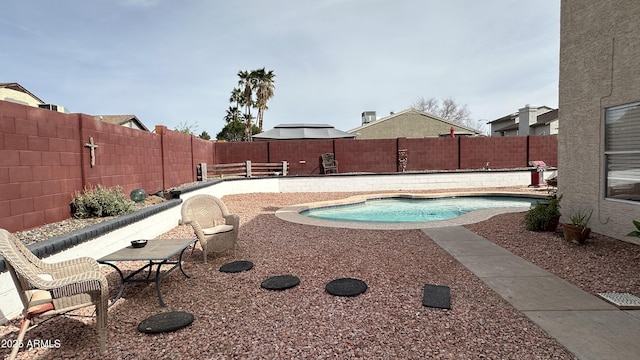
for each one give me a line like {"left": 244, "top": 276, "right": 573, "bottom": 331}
{"left": 1, "top": 0, "right": 560, "bottom": 136}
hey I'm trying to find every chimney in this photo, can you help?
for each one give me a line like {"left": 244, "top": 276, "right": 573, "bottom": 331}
{"left": 361, "top": 111, "right": 376, "bottom": 125}
{"left": 518, "top": 104, "right": 537, "bottom": 136}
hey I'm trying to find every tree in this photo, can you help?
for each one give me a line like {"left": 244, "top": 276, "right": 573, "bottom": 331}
{"left": 174, "top": 121, "right": 198, "bottom": 134}
{"left": 229, "top": 88, "right": 243, "bottom": 109}
{"left": 411, "top": 96, "right": 475, "bottom": 129}
{"left": 237, "top": 70, "right": 256, "bottom": 140}
{"left": 254, "top": 68, "right": 276, "bottom": 132}
{"left": 242, "top": 113, "right": 255, "bottom": 140}
{"left": 198, "top": 131, "right": 211, "bottom": 140}
{"left": 224, "top": 106, "right": 242, "bottom": 124}
{"left": 229, "top": 68, "right": 276, "bottom": 140}
{"left": 216, "top": 120, "right": 260, "bottom": 142}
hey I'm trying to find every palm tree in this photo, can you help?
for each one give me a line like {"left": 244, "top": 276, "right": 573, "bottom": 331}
{"left": 224, "top": 106, "right": 242, "bottom": 124}
{"left": 237, "top": 70, "right": 258, "bottom": 140}
{"left": 255, "top": 68, "right": 276, "bottom": 132}
{"left": 241, "top": 113, "right": 255, "bottom": 141}
{"left": 229, "top": 88, "right": 243, "bottom": 110}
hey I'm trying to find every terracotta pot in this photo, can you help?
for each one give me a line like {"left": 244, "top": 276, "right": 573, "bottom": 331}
{"left": 546, "top": 216, "right": 560, "bottom": 231}
{"left": 562, "top": 224, "right": 591, "bottom": 244}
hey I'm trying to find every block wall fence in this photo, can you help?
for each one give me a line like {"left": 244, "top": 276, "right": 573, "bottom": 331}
{"left": 0, "top": 100, "right": 557, "bottom": 232}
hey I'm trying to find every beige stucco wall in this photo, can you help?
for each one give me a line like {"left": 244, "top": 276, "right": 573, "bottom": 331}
{"left": 558, "top": 0, "right": 640, "bottom": 243}
{"left": 353, "top": 111, "right": 473, "bottom": 139}
{"left": 0, "top": 88, "right": 41, "bottom": 107}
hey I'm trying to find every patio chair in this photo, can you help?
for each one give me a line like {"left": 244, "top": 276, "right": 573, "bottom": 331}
{"left": 0, "top": 229, "right": 108, "bottom": 359}
{"left": 322, "top": 153, "right": 338, "bottom": 174}
{"left": 180, "top": 195, "right": 240, "bottom": 263}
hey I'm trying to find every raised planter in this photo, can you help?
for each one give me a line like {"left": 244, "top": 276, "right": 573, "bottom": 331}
{"left": 0, "top": 199, "right": 182, "bottom": 273}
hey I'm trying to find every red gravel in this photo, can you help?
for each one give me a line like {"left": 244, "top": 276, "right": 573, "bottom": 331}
{"left": 6, "top": 189, "right": 635, "bottom": 359}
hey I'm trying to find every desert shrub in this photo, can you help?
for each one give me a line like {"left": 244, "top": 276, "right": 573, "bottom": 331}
{"left": 70, "top": 185, "right": 136, "bottom": 219}
{"left": 523, "top": 194, "right": 562, "bottom": 231}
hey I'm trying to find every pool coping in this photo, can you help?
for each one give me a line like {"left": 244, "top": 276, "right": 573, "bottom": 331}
{"left": 275, "top": 191, "right": 547, "bottom": 230}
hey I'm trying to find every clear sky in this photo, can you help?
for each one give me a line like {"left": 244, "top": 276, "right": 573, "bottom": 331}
{"left": 1, "top": 0, "right": 560, "bottom": 136}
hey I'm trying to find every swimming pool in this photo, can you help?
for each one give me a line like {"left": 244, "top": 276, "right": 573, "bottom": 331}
{"left": 276, "top": 192, "right": 545, "bottom": 230}
{"left": 301, "top": 196, "right": 539, "bottom": 223}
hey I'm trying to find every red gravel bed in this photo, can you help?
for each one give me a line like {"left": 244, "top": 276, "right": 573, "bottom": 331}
{"left": 6, "top": 189, "right": 633, "bottom": 359}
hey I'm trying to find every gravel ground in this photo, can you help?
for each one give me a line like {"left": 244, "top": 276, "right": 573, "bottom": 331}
{"left": 2, "top": 188, "right": 639, "bottom": 359}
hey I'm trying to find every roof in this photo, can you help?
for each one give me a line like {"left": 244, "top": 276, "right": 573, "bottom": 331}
{"left": 94, "top": 115, "right": 150, "bottom": 131}
{"left": 487, "top": 112, "right": 517, "bottom": 124}
{"left": 535, "top": 108, "right": 558, "bottom": 125}
{"left": 252, "top": 124, "right": 356, "bottom": 140}
{"left": 488, "top": 106, "right": 554, "bottom": 124}
{"left": 348, "top": 108, "right": 482, "bottom": 135}
{"left": 493, "top": 122, "right": 520, "bottom": 132}
{"left": 0, "top": 82, "right": 45, "bottom": 103}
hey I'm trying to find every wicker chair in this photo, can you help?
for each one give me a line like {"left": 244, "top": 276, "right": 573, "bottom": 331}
{"left": 180, "top": 195, "right": 240, "bottom": 263}
{"left": 0, "top": 229, "right": 108, "bottom": 359}
{"left": 321, "top": 153, "right": 338, "bottom": 174}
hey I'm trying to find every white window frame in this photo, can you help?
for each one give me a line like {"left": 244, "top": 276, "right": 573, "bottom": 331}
{"left": 604, "top": 101, "right": 640, "bottom": 202}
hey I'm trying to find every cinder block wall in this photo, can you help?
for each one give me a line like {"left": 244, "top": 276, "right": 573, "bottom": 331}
{"left": 0, "top": 101, "right": 197, "bottom": 232}
{"left": 400, "top": 137, "right": 459, "bottom": 171}
{"left": 82, "top": 115, "right": 164, "bottom": 192}
{"left": 460, "top": 137, "right": 528, "bottom": 169}
{"left": 268, "top": 140, "right": 334, "bottom": 175}
{"left": 1, "top": 99, "right": 558, "bottom": 233}
{"left": 0, "top": 103, "right": 83, "bottom": 231}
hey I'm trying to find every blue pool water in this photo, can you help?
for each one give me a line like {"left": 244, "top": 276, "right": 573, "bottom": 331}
{"left": 301, "top": 196, "right": 539, "bottom": 223}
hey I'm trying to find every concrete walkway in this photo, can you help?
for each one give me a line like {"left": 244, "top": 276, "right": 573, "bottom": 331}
{"left": 422, "top": 226, "right": 640, "bottom": 360}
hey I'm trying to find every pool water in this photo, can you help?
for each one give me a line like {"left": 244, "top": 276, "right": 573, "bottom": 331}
{"left": 301, "top": 196, "right": 538, "bottom": 223}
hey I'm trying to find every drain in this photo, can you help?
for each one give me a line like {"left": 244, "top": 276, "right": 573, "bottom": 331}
{"left": 597, "top": 292, "right": 640, "bottom": 309}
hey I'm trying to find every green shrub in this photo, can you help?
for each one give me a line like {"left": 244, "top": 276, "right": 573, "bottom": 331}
{"left": 569, "top": 208, "right": 593, "bottom": 228}
{"left": 524, "top": 194, "right": 562, "bottom": 231}
{"left": 70, "top": 185, "right": 136, "bottom": 219}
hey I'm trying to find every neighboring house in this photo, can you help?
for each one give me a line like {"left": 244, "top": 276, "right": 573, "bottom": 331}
{"left": 252, "top": 124, "right": 356, "bottom": 140}
{"left": 94, "top": 115, "right": 150, "bottom": 132}
{"left": 348, "top": 109, "right": 482, "bottom": 139}
{"left": 488, "top": 105, "right": 558, "bottom": 136}
{"left": 558, "top": 0, "right": 640, "bottom": 244}
{"left": 0, "top": 82, "right": 67, "bottom": 113}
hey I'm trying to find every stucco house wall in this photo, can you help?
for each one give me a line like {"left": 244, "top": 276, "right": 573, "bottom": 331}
{"left": 558, "top": 0, "right": 640, "bottom": 243}
{"left": 349, "top": 109, "right": 480, "bottom": 139}
{"left": 0, "top": 87, "right": 42, "bottom": 107}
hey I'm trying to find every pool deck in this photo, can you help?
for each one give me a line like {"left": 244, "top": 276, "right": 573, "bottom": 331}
{"left": 423, "top": 226, "right": 640, "bottom": 360}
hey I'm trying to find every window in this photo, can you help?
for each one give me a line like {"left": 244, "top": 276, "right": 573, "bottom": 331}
{"left": 605, "top": 101, "right": 640, "bottom": 201}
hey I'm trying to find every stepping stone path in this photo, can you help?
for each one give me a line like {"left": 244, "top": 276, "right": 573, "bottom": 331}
{"left": 138, "top": 311, "right": 194, "bottom": 334}
{"left": 219, "top": 260, "right": 254, "bottom": 273}
{"left": 261, "top": 275, "right": 300, "bottom": 290}
{"left": 422, "top": 284, "right": 451, "bottom": 309}
{"left": 325, "top": 278, "right": 368, "bottom": 297}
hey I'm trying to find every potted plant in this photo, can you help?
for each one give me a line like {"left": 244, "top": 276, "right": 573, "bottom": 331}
{"left": 627, "top": 220, "right": 640, "bottom": 239}
{"left": 562, "top": 208, "right": 593, "bottom": 244}
{"left": 524, "top": 194, "right": 562, "bottom": 231}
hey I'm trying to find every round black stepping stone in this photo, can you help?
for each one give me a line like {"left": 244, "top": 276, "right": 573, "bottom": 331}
{"left": 138, "top": 311, "right": 194, "bottom": 334}
{"left": 325, "top": 278, "right": 368, "bottom": 297}
{"left": 261, "top": 275, "right": 300, "bottom": 290}
{"left": 219, "top": 260, "right": 254, "bottom": 273}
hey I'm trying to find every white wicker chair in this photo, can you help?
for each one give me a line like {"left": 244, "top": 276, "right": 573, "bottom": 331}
{"left": 0, "top": 228, "right": 108, "bottom": 359}
{"left": 180, "top": 195, "right": 240, "bottom": 263}
{"left": 322, "top": 153, "right": 338, "bottom": 174}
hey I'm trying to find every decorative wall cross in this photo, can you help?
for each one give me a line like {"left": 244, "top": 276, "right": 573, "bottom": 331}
{"left": 84, "top": 137, "right": 98, "bottom": 167}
